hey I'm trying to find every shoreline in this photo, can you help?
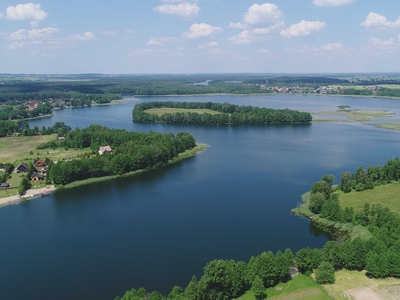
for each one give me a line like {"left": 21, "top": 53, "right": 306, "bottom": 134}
{"left": 0, "top": 143, "right": 208, "bottom": 208}
{"left": 0, "top": 185, "right": 56, "bottom": 208}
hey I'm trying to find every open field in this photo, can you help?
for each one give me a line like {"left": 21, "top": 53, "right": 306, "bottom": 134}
{"left": 322, "top": 270, "right": 400, "bottom": 300}
{"left": 338, "top": 183, "right": 400, "bottom": 213}
{"left": 313, "top": 110, "right": 394, "bottom": 122}
{"left": 235, "top": 274, "right": 331, "bottom": 300}
{"left": 374, "top": 123, "right": 400, "bottom": 131}
{"left": 0, "top": 134, "right": 90, "bottom": 164}
{"left": 144, "top": 107, "right": 222, "bottom": 116}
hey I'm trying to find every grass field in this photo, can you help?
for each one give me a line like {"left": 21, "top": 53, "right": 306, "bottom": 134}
{"left": 338, "top": 183, "right": 400, "bottom": 213}
{"left": 235, "top": 275, "right": 331, "bottom": 300}
{"left": 314, "top": 110, "right": 394, "bottom": 122}
{"left": 144, "top": 107, "right": 222, "bottom": 116}
{"left": 0, "top": 134, "right": 90, "bottom": 164}
{"left": 322, "top": 269, "right": 400, "bottom": 300}
{"left": 374, "top": 123, "right": 400, "bottom": 131}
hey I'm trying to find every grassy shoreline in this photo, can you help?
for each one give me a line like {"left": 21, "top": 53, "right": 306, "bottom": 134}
{"left": 58, "top": 143, "right": 208, "bottom": 191}
{"left": 291, "top": 192, "right": 372, "bottom": 240}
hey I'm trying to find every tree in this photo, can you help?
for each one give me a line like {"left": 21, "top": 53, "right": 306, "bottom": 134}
{"left": 251, "top": 276, "right": 266, "bottom": 300}
{"left": 309, "top": 192, "right": 325, "bottom": 214}
{"left": 341, "top": 171, "right": 352, "bottom": 193}
{"left": 321, "top": 174, "right": 335, "bottom": 185}
{"left": 315, "top": 261, "right": 335, "bottom": 284}
{"left": 18, "top": 176, "right": 31, "bottom": 195}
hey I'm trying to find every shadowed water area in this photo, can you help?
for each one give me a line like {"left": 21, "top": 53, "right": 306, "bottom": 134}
{"left": 1, "top": 94, "right": 400, "bottom": 300}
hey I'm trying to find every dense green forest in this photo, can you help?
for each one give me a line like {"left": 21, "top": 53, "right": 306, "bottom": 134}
{"left": 132, "top": 102, "right": 312, "bottom": 125}
{"left": 36, "top": 125, "right": 197, "bottom": 185}
{"left": 115, "top": 159, "right": 400, "bottom": 300}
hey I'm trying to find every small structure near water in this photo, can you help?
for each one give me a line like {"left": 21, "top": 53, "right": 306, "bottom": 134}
{"left": 98, "top": 146, "right": 112, "bottom": 155}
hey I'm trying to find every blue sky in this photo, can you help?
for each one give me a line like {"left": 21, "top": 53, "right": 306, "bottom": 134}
{"left": 1, "top": 0, "right": 400, "bottom": 74}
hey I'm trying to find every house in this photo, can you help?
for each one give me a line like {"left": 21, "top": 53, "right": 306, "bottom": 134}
{"left": 99, "top": 146, "right": 112, "bottom": 155}
{"left": 34, "top": 159, "right": 45, "bottom": 168}
{"left": 0, "top": 182, "right": 10, "bottom": 189}
{"left": 39, "top": 166, "right": 48, "bottom": 175}
{"left": 16, "top": 163, "right": 29, "bottom": 173}
{"left": 31, "top": 172, "right": 45, "bottom": 182}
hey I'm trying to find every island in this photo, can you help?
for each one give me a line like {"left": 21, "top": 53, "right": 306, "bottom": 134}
{"left": 132, "top": 101, "right": 312, "bottom": 125}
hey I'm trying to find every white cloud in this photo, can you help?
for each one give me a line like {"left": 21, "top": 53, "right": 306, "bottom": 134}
{"left": 361, "top": 12, "right": 400, "bottom": 30}
{"left": 280, "top": 20, "right": 326, "bottom": 38}
{"left": 368, "top": 37, "right": 400, "bottom": 50}
{"left": 147, "top": 37, "right": 175, "bottom": 46}
{"left": 154, "top": 2, "right": 200, "bottom": 18}
{"left": 285, "top": 42, "right": 345, "bottom": 54}
{"left": 66, "top": 32, "right": 96, "bottom": 41}
{"left": 228, "top": 22, "right": 284, "bottom": 45}
{"left": 4, "top": 3, "right": 48, "bottom": 21}
{"left": 320, "top": 42, "right": 344, "bottom": 51}
{"left": 7, "top": 27, "right": 59, "bottom": 41}
{"left": 7, "top": 41, "right": 25, "bottom": 50}
{"left": 229, "top": 3, "right": 282, "bottom": 29}
{"left": 259, "top": 48, "right": 270, "bottom": 54}
{"left": 197, "top": 41, "right": 219, "bottom": 49}
{"left": 313, "top": 0, "right": 355, "bottom": 7}
{"left": 183, "top": 23, "right": 223, "bottom": 39}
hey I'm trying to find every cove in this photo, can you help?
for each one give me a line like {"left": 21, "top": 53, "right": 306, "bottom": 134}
{"left": 1, "top": 94, "right": 400, "bottom": 300}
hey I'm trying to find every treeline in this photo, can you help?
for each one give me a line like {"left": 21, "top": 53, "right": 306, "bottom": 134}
{"left": 132, "top": 102, "right": 312, "bottom": 125}
{"left": 116, "top": 159, "right": 400, "bottom": 299}
{"left": 0, "top": 90, "right": 121, "bottom": 104}
{"left": 115, "top": 249, "right": 311, "bottom": 300}
{"left": 42, "top": 125, "right": 196, "bottom": 185}
{"left": 339, "top": 157, "right": 400, "bottom": 193}
{"left": 0, "top": 103, "right": 52, "bottom": 121}
{"left": 0, "top": 120, "right": 71, "bottom": 137}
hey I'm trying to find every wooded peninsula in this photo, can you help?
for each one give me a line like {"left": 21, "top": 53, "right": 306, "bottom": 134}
{"left": 132, "top": 101, "right": 312, "bottom": 125}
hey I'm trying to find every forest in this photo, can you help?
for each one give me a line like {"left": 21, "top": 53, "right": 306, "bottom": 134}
{"left": 37, "top": 125, "right": 197, "bottom": 186}
{"left": 114, "top": 159, "right": 400, "bottom": 300}
{"left": 132, "top": 102, "right": 312, "bottom": 125}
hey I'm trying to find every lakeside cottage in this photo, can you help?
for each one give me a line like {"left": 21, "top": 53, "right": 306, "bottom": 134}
{"left": 0, "top": 182, "right": 10, "bottom": 189}
{"left": 34, "top": 159, "right": 45, "bottom": 168}
{"left": 16, "top": 163, "right": 29, "bottom": 173}
{"left": 99, "top": 146, "right": 112, "bottom": 155}
{"left": 31, "top": 172, "right": 45, "bottom": 182}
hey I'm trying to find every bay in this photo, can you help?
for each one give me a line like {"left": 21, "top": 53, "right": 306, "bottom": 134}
{"left": 1, "top": 94, "right": 399, "bottom": 300}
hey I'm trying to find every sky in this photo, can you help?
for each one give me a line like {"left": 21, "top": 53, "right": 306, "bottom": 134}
{"left": 1, "top": 0, "right": 400, "bottom": 74}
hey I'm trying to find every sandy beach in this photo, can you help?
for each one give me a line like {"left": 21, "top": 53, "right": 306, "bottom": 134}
{"left": 0, "top": 185, "right": 56, "bottom": 208}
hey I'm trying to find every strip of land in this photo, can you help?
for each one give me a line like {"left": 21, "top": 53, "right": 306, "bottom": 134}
{"left": 0, "top": 185, "right": 55, "bottom": 207}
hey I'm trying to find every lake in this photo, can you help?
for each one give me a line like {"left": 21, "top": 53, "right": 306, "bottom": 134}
{"left": 1, "top": 94, "right": 400, "bottom": 300}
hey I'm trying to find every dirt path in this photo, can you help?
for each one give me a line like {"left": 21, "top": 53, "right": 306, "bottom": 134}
{"left": 0, "top": 185, "right": 55, "bottom": 207}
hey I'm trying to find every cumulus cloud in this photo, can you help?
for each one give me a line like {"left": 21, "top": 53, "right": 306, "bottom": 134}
{"left": 183, "top": 23, "right": 223, "bottom": 39}
{"left": 229, "top": 3, "right": 282, "bottom": 29}
{"left": 368, "top": 37, "right": 400, "bottom": 50}
{"left": 147, "top": 37, "right": 175, "bottom": 46}
{"left": 228, "top": 22, "right": 284, "bottom": 45}
{"left": 313, "top": 0, "right": 355, "bottom": 7}
{"left": 7, "top": 27, "right": 59, "bottom": 40}
{"left": 285, "top": 42, "right": 345, "bottom": 54}
{"left": 7, "top": 41, "right": 25, "bottom": 50}
{"left": 154, "top": 2, "right": 200, "bottom": 18}
{"left": 4, "top": 3, "right": 48, "bottom": 21}
{"left": 361, "top": 12, "right": 400, "bottom": 30}
{"left": 197, "top": 41, "right": 219, "bottom": 49}
{"left": 280, "top": 20, "right": 326, "bottom": 38}
{"left": 66, "top": 32, "right": 96, "bottom": 41}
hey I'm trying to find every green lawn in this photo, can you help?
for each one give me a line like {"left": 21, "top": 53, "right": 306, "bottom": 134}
{"left": 144, "top": 107, "right": 222, "bottom": 116}
{"left": 235, "top": 275, "right": 331, "bottom": 300}
{"left": 338, "top": 183, "right": 400, "bottom": 212}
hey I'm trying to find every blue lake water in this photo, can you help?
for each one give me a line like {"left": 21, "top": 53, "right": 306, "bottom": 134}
{"left": 1, "top": 94, "right": 400, "bottom": 300}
